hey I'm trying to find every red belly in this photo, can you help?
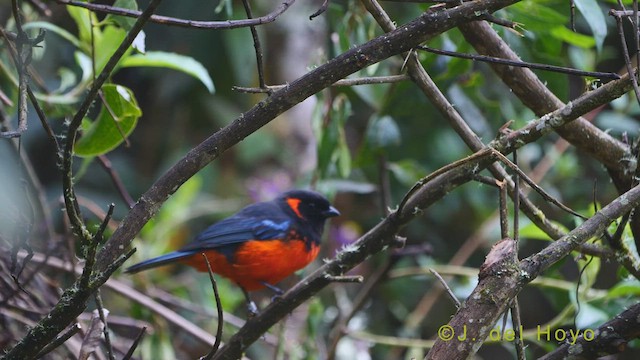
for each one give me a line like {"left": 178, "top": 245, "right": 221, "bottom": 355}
{"left": 180, "top": 239, "right": 320, "bottom": 291}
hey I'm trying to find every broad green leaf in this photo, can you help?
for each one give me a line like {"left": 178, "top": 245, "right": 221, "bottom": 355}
{"left": 105, "top": 0, "right": 139, "bottom": 31}
{"left": 94, "top": 26, "right": 128, "bottom": 75}
{"left": 337, "top": 125, "right": 352, "bottom": 178}
{"left": 121, "top": 51, "right": 215, "bottom": 93}
{"left": 549, "top": 26, "right": 596, "bottom": 48}
{"left": 519, "top": 221, "right": 569, "bottom": 241}
{"left": 574, "top": 0, "right": 607, "bottom": 52}
{"left": 74, "top": 84, "right": 142, "bottom": 156}
{"left": 607, "top": 280, "right": 640, "bottom": 298}
{"left": 509, "top": 2, "right": 568, "bottom": 31}
{"left": 67, "top": 5, "right": 102, "bottom": 51}
{"left": 388, "top": 160, "right": 428, "bottom": 187}
{"left": 316, "top": 94, "right": 352, "bottom": 178}
{"left": 55, "top": 68, "right": 78, "bottom": 93}
{"left": 75, "top": 51, "right": 94, "bottom": 85}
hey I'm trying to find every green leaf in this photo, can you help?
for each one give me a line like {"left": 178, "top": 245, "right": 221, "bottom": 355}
{"left": 607, "top": 280, "right": 640, "bottom": 298}
{"left": 75, "top": 51, "right": 94, "bottom": 85}
{"left": 388, "top": 160, "right": 428, "bottom": 187}
{"left": 574, "top": 0, "right": 607, "bottom": 52}
{"left": 121, "top": 51, "right": 215, "bottom": 93}
{"left": 66, "top": 4, "right": 101, "bottom": 51}
{"left": 337, "top": 127, "right": 352, "bottom": 178}
{"left": 519, "top": 221, "right": 569, "bottom": 241}
{"left": 316, "top": 94, "right": 352, "bottom": 178}
{"left": 549, "top": 26, "right": 596, "bottom": 48}
{"left": 74, "top": 84, "right": 142, "bottom": 156}
{"left": 105, "top": 0, "right": 139, "bottom": 31}
{"left": 93, "top": 26, "right": 128, "bottom": 75}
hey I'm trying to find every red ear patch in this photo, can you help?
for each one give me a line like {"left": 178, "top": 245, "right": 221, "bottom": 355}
{"left": 286, "top": 198, "right": 304, "bottom": 219}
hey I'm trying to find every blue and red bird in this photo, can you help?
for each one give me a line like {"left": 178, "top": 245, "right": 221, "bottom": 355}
{"left": 125, "top": 190, "right": 339, "bottom": 309}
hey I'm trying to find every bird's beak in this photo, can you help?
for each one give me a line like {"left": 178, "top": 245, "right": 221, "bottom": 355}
{"left": 324, "top": 206, "right": 341, "bottom": 218}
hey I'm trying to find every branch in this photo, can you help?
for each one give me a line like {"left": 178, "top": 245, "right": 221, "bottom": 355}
{"left": 54, "top": 0, "right": 296, "bottom": 30}
{"left": 539, "top": 301, "right": 640, "bottom": 359}
{"left": 427, "top": 183, "right": 640, "bottom": 358}
{"left": 417, "top": 45, "right": 621, "bottom": 80}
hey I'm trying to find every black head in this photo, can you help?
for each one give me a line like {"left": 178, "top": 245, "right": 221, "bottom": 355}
{"left": 279, "top": 190, "right": 340, "bottom": 233}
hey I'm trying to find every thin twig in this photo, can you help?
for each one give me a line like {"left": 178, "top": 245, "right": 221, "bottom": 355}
{"left": 34, "top": 324, "right": 81, "bottom": 359}
{"left": 200, "top": 253, "right": 223, "bottom": 360}
{"left": 417, "top": 45, "right": 621, "bottom": 80}
{"left": 240, "top": 0, "right": 270, "bottom": 93}
{"left": 429, "top": 268, "right": 460, "bottom": 309}
{"left": 324, "top": 275, "right": 365, "bottom": 283}
{"left": 510, "top": 299, "right": 525, "bottom": 360}
{"left": 121, "top": 326, "right": 146, "bottom": 360}
{"left": 1, "top": 1, "right": 30, "bottom": 138}
{"left": 232, "top": 75, "right": 410, "bottom": 93}
{"left": 489, "top": 148, "right": 586, "bottom": 221}
{"left": 54, "top": 0, "right": 296, "bottom": 30}
{"left": 94, "top": 290, "right": 116, "bottom": 360}
{"left": 309, "top": 0, "right": 330, "bottom": 20}
{"left": 378, "top": 154, "right": 392, "bottom": 216}
{"left": 97, "top": 156, "right": 136, "bottom": 209}
{"left": 499, "top": 179, "right": 509, "bottom": 239}
{"left": 611, "top": 9, "right": 640, "bottom": 103}
{"left": 512, "top": 151, "right": 520, "bottom": 244}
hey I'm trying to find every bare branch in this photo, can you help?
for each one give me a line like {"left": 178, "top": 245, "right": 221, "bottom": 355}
{"left": 53, "top": 0, "right": 296, "bottom": 30}
{"left": 418, "top": 45, "right": 621, "bottom": 80}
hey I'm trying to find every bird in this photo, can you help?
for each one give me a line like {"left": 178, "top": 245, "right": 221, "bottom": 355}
{"left": 125, "top": 189, "right": 340, "bottom": 313}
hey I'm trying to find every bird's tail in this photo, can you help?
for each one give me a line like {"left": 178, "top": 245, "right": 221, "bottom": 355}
{"left": 125, "top": 251, "right": 194, "bottom": 274}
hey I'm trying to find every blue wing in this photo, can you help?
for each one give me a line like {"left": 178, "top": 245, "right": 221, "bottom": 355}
{"left": 125, "top": 200, "right": 293, "bottom": 273}
{"left": 179, "top": 201, "right": 292, "bottom": 252}
{"left": 183, "top": 217, "right": 291, "bottom": 250}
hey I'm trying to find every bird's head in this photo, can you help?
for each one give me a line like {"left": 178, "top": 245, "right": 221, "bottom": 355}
{"left": 280, "top": 190, "right": 340, "bottom": 233}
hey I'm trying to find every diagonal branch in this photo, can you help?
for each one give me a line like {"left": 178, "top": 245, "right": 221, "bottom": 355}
{"left": 427, "top": 183, "right": 640, "bottom": 358}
